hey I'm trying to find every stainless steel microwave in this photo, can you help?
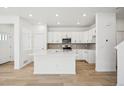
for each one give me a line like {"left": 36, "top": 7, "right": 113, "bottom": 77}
{"left": 62, "top": 38, "right": 71, "bottom": 44}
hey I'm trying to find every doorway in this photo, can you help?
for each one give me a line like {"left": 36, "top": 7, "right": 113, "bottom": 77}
{"left": 0, "top": 24, "right": 14, "bottom": 65}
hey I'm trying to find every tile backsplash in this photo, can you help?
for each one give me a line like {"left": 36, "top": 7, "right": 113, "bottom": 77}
{"left": 47, "top": 43, "right": 96, "bottom": 50}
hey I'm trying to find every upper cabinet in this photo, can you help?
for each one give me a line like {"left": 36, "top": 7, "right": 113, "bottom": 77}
{"left": 48, "top": 32, "right": 62, "bottom": 43}
{"left": 47, "top": 27, "right": 96, "bottom": 44}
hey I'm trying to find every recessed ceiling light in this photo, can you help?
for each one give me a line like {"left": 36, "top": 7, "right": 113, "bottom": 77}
{"left": 29, "top": 14, "right": 32, "bottom": 17}
{"left": 77, "top": 22, "right": 80, "bottom": 25}
{"left": 57, "top": 22, "right": 60, "bottom": 24}
{"left": 4, "top": 7, "right": 8, "bottom": 8}
{"left": 56, "top": 14, "right": 59, "bottom": 17}
{"left": 38, "top": 22, "right": 41, "bottom": 24}
{"left": 83, "top": 14, "right": 86, "bottom": 16}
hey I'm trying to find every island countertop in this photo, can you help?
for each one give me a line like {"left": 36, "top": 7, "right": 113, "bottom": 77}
{"left": 30, "top": 49, "right": 90, "bottom": 56}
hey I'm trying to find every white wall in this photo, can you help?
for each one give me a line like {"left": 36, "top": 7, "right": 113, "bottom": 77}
{"left": 0, "top": 16, "right": 36, "bottom": 69}
{"left": 0, "top": 16, "right": 20, "bottom": 69}
{"left": 33, "top": 24, "right": 47, "bottom": 51}
{"left": 116, "top": 19, "right": 124, "bottom": 44}
{"left": 20, "top": 17, "right": 34, "bottom": 68}
{"left": 117, "top": 19, "right": 124, "bottom": 32}
{"left": 96, "top": 13, "right": 116, "bottom": 72}
{"left": 116, "top": 42, "right": 124, "bottom": 86}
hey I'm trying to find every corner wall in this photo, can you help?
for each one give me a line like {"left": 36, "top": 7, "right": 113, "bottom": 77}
{"left": 19, "top": 17, "right": 34, "bottom": 68}
{"left": 96, "top": 13, "right": 116, "bottom": 72}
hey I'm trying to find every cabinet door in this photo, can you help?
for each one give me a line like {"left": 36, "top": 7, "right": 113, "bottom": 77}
{"left": 92, "top": 28, "right": 96, "bottom": 36}
{"left": 83, "top": 31, "right": 88, "bottom": 43}
{"left": 83, "top": 50, "right": 88, "bottom": 61}
{"left": 66, "top": 32, "right": 72, "bottom": 38}
{"left": 79, "top": 32, "right": 84, "bottom": 43}
{"left": 61, "top": 32, "right": 67, "bottom": 38}
{"left": 71, "top": 32, "right": 76, "bottom": 43}
{"left": 48, "top": 32, "right": 52, "bottom": 43}
{"left": 88, "top": 30, "right": 93, "bottom": 43}
{"left": 47, "top": 32, "right": 52, "bottom": 43}
{"left": 87, "top": 50, "right": 96, "bottom": 63}
{"left": 54, "top": 32, "right": 62, "bottom": 43}
{"left": 92, "top": 28, "right": 96, "bottom": 43}
{"left": 76, "top": 32, "right": 80, "bottom": 43}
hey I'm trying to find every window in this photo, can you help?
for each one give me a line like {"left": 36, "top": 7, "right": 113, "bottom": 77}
{"left": 5, "top": 34, "right": 8, "bottom": 40}
{"left": 0, "top": 34, "right": 8, "bottom": 41}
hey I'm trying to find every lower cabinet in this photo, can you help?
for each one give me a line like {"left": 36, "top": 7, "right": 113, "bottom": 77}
{"left": 76, "top": 50, "right": 88, "bottom": 60}
{"left": 87, "top": 50, "right": 96, "bottom": 63}
{"left": 75, "top": 50, "right": 95, "bottom": 63}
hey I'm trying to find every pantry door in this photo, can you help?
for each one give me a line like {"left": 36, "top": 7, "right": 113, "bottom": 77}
{"left": 0, "top": 24, "right": 14, "bottom": 64}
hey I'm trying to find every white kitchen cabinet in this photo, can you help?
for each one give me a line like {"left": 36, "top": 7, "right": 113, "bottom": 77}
{"left": 75, "top": 32, "right": 80, "bottom": 43}
{"left": 66, "top": 32, "right": 72, "bottom": 38}
{"left": 71, "top": 32, "right": 77, "bottom": 43}
{"left": 79, "top": 32, "right": 84, "bottom": 43}
{"left": 92, "top": 28, "right": 96, "bottom": 36}
{"left": 88, "top": 30, "right": 93, "bottom": 43}
{"left": 88, "top": 28, "right": 96, "bottom": 43}
{"left": 75, "top": 49, "right": 95, "bottom": 64}
{"left": 75, "top": 50, "right": 82, "bottom": 60}
{"left": 72, "top": 32, "right": 82, "bottom": 43}
{"left": 82, "top": 50, "right": 88, "bottom": 61}
{"left": 48, "top": 28, "right": 96, "bottom": 44}
{"left": 83, "top": 31, "right": 88, "bottom": 43}
{"left": 75, "top": 50, "right": 88, "bottom": 61}
{"left": 87, "top": 50, "right": 96, "bottom": 63}
{"left": 53, "top": 32, "right": 62, "bottom": 43}
{"left": 48, "top": 32, "right": 62, "bottom": 43}
{"left": 48, "top": 32, "right": 53, "bottom": 43}
{"left": 92, "top": 28, "right": 96, "bottom": 43}
{"left": 61, "top": 32, "right": 67, "bottom": 38}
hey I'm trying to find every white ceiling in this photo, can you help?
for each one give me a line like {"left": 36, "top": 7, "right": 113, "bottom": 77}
{"left": 0, "top": 7, "right": 117, "bottom": 27}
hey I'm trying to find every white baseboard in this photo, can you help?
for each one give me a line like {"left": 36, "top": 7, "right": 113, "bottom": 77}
{"left": 95, "top": 67, "right": 116, "bottom": 72}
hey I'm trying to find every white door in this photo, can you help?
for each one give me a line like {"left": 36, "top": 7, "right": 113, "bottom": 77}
{"left": 0, "top": 24, "right": 14, "bottom": 64}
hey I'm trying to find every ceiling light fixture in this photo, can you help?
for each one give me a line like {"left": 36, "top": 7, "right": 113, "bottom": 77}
{"left": 57, "top": 22, "right": 60, "bottom": 24}
{"left": 83, "top": 14, "right": 86, "bottom": 16}
{"left": 77, "top": 22, "right": 80, "bottom": 25}
{"left": 29, "top": 14, "right": 32, "bottom": 17}
{"left": 4, "top": 7, "right": 8, "bottom": 8}
{"left": 56, "top": 14, "right": 59, "bottom": 17}
{"left": 38, "top": 22, "right": 41, "bottom": 25}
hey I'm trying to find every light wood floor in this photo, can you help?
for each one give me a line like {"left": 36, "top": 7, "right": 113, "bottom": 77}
{"left": 0, "top": 61, "right": 117, "bottom": 86}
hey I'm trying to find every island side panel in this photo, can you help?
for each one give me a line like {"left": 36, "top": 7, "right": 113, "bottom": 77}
{"left": 34, "top": 54, "right": 76, "bottom": 74}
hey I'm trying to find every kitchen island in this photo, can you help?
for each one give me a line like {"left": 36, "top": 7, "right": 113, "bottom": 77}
{"left": 33, "top": 50, "right": 76, "bottom": 74}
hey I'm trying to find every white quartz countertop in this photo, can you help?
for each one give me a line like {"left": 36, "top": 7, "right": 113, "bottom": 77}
{"left": 29, "top": 49, "right": 75, "bottom": 56}
{"left": 29, "top": 49, "right": 95, "bottom": 56}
